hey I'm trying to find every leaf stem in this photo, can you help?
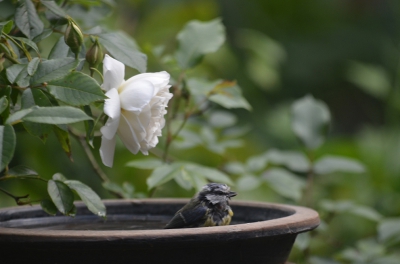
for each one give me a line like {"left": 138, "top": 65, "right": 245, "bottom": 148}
{"left": 0, "top": 187, "right": 31, "bottom": 205}
{"left": 90, "top": 67, "right": 104, "bottom": 83}
{"left": 4, "top": 33, "right": 32, "bottom": 61}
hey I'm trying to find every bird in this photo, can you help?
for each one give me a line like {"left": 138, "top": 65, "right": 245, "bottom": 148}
{"left": 164, "top": 183, "right": 237, "bottom": 229}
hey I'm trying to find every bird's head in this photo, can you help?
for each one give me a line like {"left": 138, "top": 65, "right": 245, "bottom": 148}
{"left": 198, "top": 183, "right": 237, "bottom": 205}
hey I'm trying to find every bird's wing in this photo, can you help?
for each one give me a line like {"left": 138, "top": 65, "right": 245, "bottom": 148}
{"left": 164, "top": 202, "right": 208, "bottom": 229}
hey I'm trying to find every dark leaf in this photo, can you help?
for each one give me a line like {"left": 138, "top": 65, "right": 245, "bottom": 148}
{"left": 47, "top": 179, "right": 74, "bottom": 215}
{"left": 15, "top": 0, "right": 44, "bottom": 39}
{"left": 0, "top": 125, "right": 16, "bottom": 171}
{"left": 40, "top": 199, "right": 58, "bottom": 216}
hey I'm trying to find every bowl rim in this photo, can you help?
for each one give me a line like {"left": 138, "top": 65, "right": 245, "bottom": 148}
{"left": 0, "top": 199, "right": 320, "bottom": 242}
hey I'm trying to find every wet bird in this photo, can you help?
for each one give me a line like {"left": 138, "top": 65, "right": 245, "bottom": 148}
{"left": 164, "top": 183, "right": 237, "bottom": 229}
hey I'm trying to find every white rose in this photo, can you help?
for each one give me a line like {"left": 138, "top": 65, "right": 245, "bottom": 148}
{"left": 100, "top": 55, "right": 173, "bottom": 167}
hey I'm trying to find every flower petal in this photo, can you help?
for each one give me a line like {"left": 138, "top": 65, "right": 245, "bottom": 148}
{"left": 101, "top": 88, "right": 121, "bottom": 139}
{"left": 119, "top": 80, "right": 155, "bottom": 113}
{"left": 101, "top": 55, "right": 125, "bottom": 91}
{"left": 121, "top": 71, "right": 170, "bottom": 95}
{"left": 118, "top": 113, "right": 141, "bottom": 155}
{"left": 100, "top": 135, "right": 116, "bottom": 167}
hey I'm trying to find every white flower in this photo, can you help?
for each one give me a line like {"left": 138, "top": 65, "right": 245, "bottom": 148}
{"left": 100, "top": 55, "right": 173, "bottom": 167}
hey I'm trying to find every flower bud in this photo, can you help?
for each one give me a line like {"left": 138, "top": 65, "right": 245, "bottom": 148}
{"left": 85, "top": 39, "right": 103, "bottom": 68}
{"left": 64, "top": 20, "right": 84, "bottom": 58}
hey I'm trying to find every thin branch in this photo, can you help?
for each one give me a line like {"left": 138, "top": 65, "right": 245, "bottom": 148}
{"left": 68, "top": 127, "right": 110, "bottom": 183}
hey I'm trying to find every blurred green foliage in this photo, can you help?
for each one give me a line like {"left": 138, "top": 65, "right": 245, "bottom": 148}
{"left": 1, "top": 0, "right": 400, "bottom": 262}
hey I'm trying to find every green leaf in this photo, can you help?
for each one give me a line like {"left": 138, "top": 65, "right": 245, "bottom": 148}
{"left": 187, "top": 78, "right": 251, "bottom": 110}
{"left": 126, "top": 158, "right": 163, "bottom": 169}
{"left": 0, "top": 20, "right": 13, "bottom": 34}
{"left": 15, "top": 0, "right": 44, "bottom": 39}
{"left": 53, "top": 125, "right": 72, "bottom": 159}
{"left": 65, "top": 180, "right": 106, "bottom": 217}
{"left": 30, "top": 58, "right": 79, "bottom": 85}
{"left": 82, "top": 105, "right": 95, "bottom": 148}
{"left": 262, "top": 168, "right": 306, "bottom": 201}
{"left": 147, "top": 164, "right": 179, "bottom": 190}
{"left": 245, "top": 153, "right": 269, "bottom": 173}
{"left": 6, "top": 64, "right": 29, "bottom": 87}
{"left": 21, "top": 89, "right": 52, "bottom": 141}
{"left": 0, "top": 96, "right": 8, "bottom": 115}
{"left": 47, "top": 179, "right": 74, "bottom": 215}
{"left": 97, "top": 32, "right": 147, "bottom": 72}
{"left": 22, "top": 106, "right": 92, "bottom": 124}
{"left": 5, "top": 107, "right": 36, "bottom": 125}
{"left": 319, "top": 200, "right": 382, "bottom": 222}
{"left": 7, "top": 165, "right": 38, "bottom": 177}
{"left": 174, "top": 167, "right": 193, "bottom": 190}
{"left": 0, "top": 125, "right": 16, "bottom": 171}
{"left": 48, "top": 36, "right": 71, "bottom": 59}
{"left": 40, "top": 199, "right": 58, "bottom": 216}
{"left": 52, "top": 172, "right": 67, "bottom": 181}
{"left": 378, "top": 218, "right": 400, "bottom": 244}
{"left": 236, "top": 174, "right": 261, "bottom": 191}
{"left": 47, "top": 72, "right": 106, "bottom": 106}
{"left": 13, "top": 37, "right": 40, "bottom": 55}
{"left": 184, "top": 163, "right": 233, "bottom": 185}
{"left": 224, "top": 161, "right": 246, "bottom": 175}
{"left": 40, "top": 0, "right": 68, "bottom": 18}
{"left": 313, "top": 155, "right": 366, "bottom": 175}
{"left": 102, "top": 181, "right": 134, "bottom": 198}
{"left": 208, "top": 110, "right": 237, "bottom": 128}
{"left": 176, "top": 18, "right": 225, "bottom": 69}
{"left": 346, "top": 62, "right": 391, "bottom": 99}
{"left": 291, "top": 95, "right": 330, "bottom": 149}
{"left": 266, "top": 149, "right": 310, "bottom": 173}
{"left": 32, "top": 28, "right": 53, "bottom": 43}
{"left": 27, "top": 57, "right": 40, "bottom": 76}
{"left": 294, "top": 233, "right": 311, "bottom": 251}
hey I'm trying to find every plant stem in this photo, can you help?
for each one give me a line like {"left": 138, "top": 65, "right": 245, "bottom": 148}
{"left": 0, "top": 175, "right": 47, "bottom": 182}
{"left": 68, "top": 127, "right": 110, "bottom": 183}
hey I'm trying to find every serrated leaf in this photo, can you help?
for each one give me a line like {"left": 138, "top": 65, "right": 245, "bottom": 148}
{"left": 262, "top": 168, "right": 306, "bottom": 201}
{"left": 0, "top": 125, "right": 16, "bottom": 171}
{"left": 97, "top": 32, "right": 147, "bottom": 73}
{"left": 40, "top": 0, "right": 68, "bottom": 18}
{"left": 48, "top": 36, "right": 71, "bottom": 59}
{"left": 266, "top": 149, "right": 310, "bottom": 173}
{"left": 6, "top": 64, "right": 29, "bottom": 85}
{"left": 65, "top": 180, "right": 106, "bottom": 217}
{"left": 47, "top": 179, "right": 74, "bottom": 215}
{"left": 0, "top": 20, "right": 13, "bottom": 34}
{"left": 30, "top": 58, "right": 79, "bottom": 85}
{"left": 0, "top": 96, "right": 8, "bottom": 115}
{"left": 126, "top": 158, "right": 163, "bottom": 169}
{"left": 47, "top": 72, "right": 106, "bottom": 106}
{"left": 40, "top": 199, "right": 58, "bottom": 216}
{"left": 7, "top": 165, "right": 38, "bottom": 177}
{"left": 22, "top": 106, "right": 92, "bottom": 124}
{"left": 21, "top": 89, "right": 52, "bottom": 141}
{"left": 291, "top": 95, "right": 330, "bottom": 149}
{"left": 209, "top": 82, "right": 251, "bottom": 110}
{"left": 176, "top": 18, "right": 225, "bottom": 69}
{"left": 15, "top": 0, "right": 44, "bottom": 39}
{"left": 313, "top": 155, "right": 366, "bottom": 175}
{"left": 53, "top": 125, "right": 72, "bottom": 159}
{"left": 27, "top": 57, "right": 40, "bottom": 76}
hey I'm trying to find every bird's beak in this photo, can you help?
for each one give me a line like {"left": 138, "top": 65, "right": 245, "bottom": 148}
{"left": 228, "top": 191, "right": 237, "bottom": 198}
